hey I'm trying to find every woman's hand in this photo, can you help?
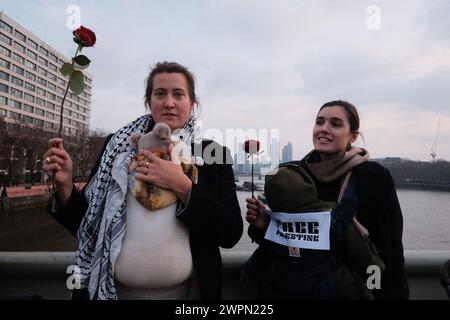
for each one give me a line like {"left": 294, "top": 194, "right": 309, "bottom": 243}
{"left": 245, "top": 197, "right": 269, "bottom": 231}
{"left": 135, "top": 143, "right": 192, "bottom": 204}
{"left": 42, "top": 138, "right": 74, "bottom": 205}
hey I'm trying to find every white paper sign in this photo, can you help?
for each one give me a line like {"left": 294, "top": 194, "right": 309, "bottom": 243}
{"left": 264, "top": 211, "right": 332, "bottom": 250}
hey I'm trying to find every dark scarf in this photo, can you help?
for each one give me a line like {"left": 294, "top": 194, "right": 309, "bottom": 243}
{"left": 306, "top": 147, "right": 370, "bottom": 183}
{"left": 306, "top": 147, "right": 371, "bottom": 236}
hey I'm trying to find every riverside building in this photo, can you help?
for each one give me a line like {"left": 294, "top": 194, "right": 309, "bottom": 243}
{"left": 0, "top": 12, "right": 92, "bottom": 135}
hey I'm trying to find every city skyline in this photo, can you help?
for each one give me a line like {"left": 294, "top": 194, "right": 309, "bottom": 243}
{"left": 0, "top": 1, "right": 449, "bottom": 161}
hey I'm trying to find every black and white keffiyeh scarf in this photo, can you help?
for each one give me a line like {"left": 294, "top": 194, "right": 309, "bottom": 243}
{"left": 76, "top": 113, "right": 200, "bottom": 300}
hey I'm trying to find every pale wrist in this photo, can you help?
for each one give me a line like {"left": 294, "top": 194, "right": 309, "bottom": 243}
{"left": 173, "top": 176, "right": 192, "bottom": 205}
{"left": 56, "top": 181, "right": 74, "bottom": 206}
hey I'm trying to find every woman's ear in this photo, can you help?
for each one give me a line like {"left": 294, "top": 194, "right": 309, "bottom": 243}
{"left": 350, "top": 132, "right": 358, "bottom": 144}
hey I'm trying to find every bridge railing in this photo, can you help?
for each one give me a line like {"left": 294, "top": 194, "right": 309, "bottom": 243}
{"left": 0, "top": 250, "right": 448, "bottom": 300}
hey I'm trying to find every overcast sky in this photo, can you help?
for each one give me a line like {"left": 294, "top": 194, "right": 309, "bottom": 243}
{"left": 1, "top": 0, "right": 449, "bottom": 161}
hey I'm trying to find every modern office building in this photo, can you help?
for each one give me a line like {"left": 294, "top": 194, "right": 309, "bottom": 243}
{"left": 282, "top": 141, "right": 293, "bottom": 163}
{"left": 0, "top": 12, "right": 92, "bottom": 135}
{"left": 271, "top": 137, "right": 280, "bottom": 166}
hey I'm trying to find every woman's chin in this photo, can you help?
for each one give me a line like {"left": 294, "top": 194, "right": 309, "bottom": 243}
{"left": 315, "top": 145, "right": 333, "bottom": 154}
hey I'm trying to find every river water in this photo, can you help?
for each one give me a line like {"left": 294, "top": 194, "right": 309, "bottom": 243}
{"left": 0, "top": 186, "right": 448, "bottom": 252}
{"left": 222, "top": 187, "right": 450, "bottom": 254}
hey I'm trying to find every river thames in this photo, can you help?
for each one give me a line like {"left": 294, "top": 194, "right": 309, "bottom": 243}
{"left": 0, "top": 187, "right": 449, "bottom": 252}
{"left": 222, "top": 187, "right": 450, "bottom": 254}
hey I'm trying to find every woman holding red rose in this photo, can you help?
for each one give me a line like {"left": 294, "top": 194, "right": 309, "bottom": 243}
{"left": 245, "top": 100, "right": 409, "bottom": 300}
{"left": 43, "top": 61, "right": 242, "bottom": 300}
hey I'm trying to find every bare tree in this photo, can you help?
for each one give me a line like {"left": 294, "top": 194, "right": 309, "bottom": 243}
{"left": 56, "top": 128, "right": 109, "bottom": 182}
{"left": 84, "top": 129, "right": 109, "bottom": 179}
{"left": 22, "top": 125, "right": 52, "bottom": 185}
{"left": 0, "top": 117, "right": 28, "bottom": 186}
{"left": 0, "top": 117, "right": 109, "bottom": 185}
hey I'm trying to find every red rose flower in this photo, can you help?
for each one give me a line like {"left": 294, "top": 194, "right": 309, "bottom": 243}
{"left": 244, "top": 140, "right": 260, "bottom": 155}
{"left": 73, "top": 26, "right": 96, "bottom": 47}
{"left": 58, "top": 26, "right": 96, "bottom": 136}
{"left": 243, "top": 139, "right": 261, "bottom": 197}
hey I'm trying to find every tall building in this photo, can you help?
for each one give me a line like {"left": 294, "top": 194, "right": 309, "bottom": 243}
{"left": 271, "top": 137, "right": 280, "bottom": 167}
{"left": 282, "top": 141, "right": 293, "bottom": 163}
{"left": 235, "top": 142, "right": 246, "bottom": 173}
{"left": 0, "top": 12, "right": 92, "bottom": 135}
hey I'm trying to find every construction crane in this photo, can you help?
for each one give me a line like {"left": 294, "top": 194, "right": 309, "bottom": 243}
{"left": 430, "top": 118, "right": 441, "bottom": 161}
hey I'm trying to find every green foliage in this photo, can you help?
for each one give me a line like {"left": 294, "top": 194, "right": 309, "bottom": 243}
{"left": 70, "top": 70, "right": 85, "bottom": 96}
{"left": 72, "top": 55, "right": 91, "bottom": 67}
{"left": 60, "top": 63, "right": 74, "bottom": 76}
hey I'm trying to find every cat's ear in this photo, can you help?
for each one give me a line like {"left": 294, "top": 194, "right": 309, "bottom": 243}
{"left": 130, "top": 133, "right": 143, "bottom": 146}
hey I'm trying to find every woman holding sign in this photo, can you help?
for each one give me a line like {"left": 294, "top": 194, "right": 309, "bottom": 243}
{"left": 244, "top": 100, "right": 409, "bottom": 300}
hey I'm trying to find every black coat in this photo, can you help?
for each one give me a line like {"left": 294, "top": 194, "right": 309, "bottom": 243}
{"left": 350, "top": 161, "right": 409, "bottom": 300}
{"left": 48, "top": 136, "right": 243, "bottom": 300}
{"left": 249, "top": 159, "right": 409, "bottom": 300}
